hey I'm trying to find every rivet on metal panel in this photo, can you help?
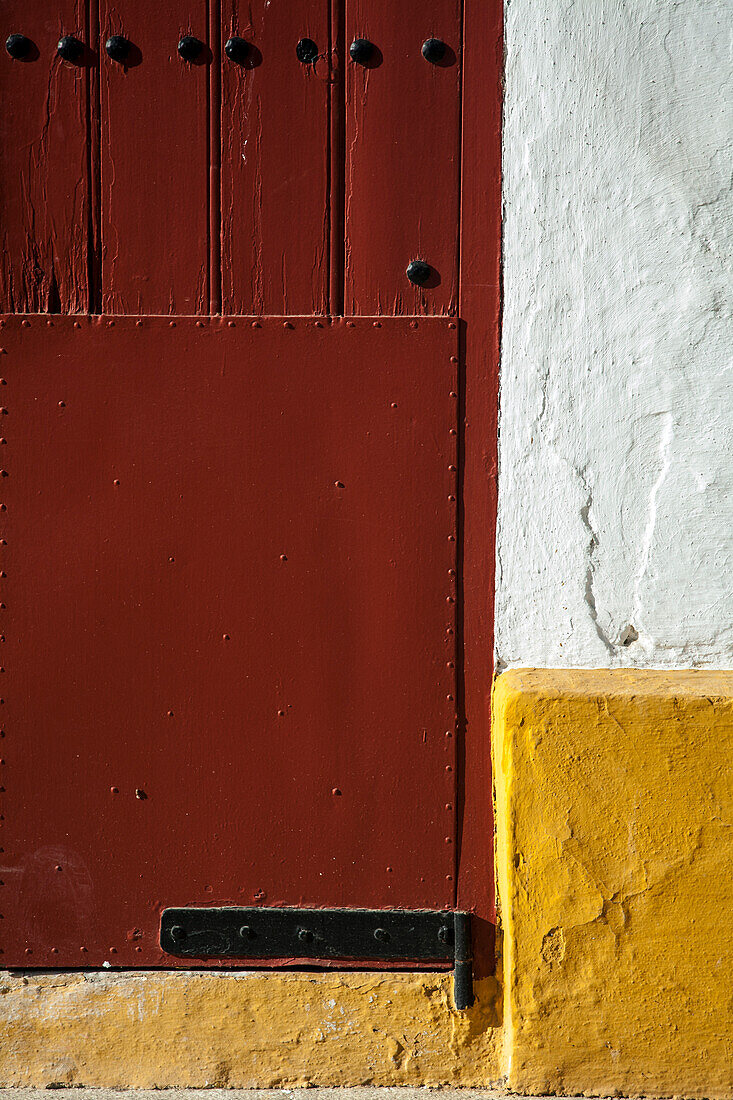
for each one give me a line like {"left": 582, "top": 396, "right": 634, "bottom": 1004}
{"left": 448, "top": 322, "right": 457, "bottom": 330}
{"left": 349, "top": 38, "right": 374, "bottom": 65}
{"left": 251, "top": 321, "right": 261, "bottom": 328}
{"left": 283, "top": 321, "right": 293, "bottom": 329}
{"left": 374, "top": 927, "right": 390, "bottom": 943}
{"left": 135, "top": 320, "right": 143, "bottom": 327}
{"left": 21, "top": 320, "right": 30, "bottom": 328}
{"left": 73, "top": 321, "right": 81, "bottom": 328}
{"left": 390, "top": 402, "right": 398, "bottom": 409}
{"left": 372, "top": 321, "right": 381, "bottom": 328}
{"left": 46, "top": 319, "right": 54, "bottom": 327}
{"left": 297, "top": 927, "right": 314, "bottom": 943}
{"left": 228, "top": 321, "right": 236, "bottom": 328}
{"left": 450, "top": 355, "right": 458, "bottom": 364}
{"left": 222, "top": 633, "right": 230, "bottom": 641}
{"left": 107, "top": 320, "right": 115, "bottom": 327}
{"left": 169, "top": 321, "right": 176, "bottom": 328}
{"left": 196, "top": 320, "right": 205, "bottom": 328}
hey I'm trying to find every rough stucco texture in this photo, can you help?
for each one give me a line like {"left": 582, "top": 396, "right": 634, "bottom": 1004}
{"left": 497, "top": 0, "right": 733, "bottom": 669}
{"left": 0, "top": 971, "right": 501, "bottom": 1088}
{"left": 494, "top": 669, "right": 733, "bottom": 1098}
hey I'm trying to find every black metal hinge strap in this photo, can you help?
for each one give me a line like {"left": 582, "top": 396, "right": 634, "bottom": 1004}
{"left": 160, "top": 906, "right": 473, "bottom": 1010}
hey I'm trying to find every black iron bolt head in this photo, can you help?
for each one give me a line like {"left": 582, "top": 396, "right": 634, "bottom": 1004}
{"left": 5, "top": 33, "right": 31, "bottom": 59}
{"left": 437, "top": 923, "right": 453, "bottom": 944}
{"left": 297, "top": 927, "right": 314, "bottom": 943}
{"left": 406, "top": 259, "right": 431, "bottom": 287}
{"left": 224, "top": 36, "right": 249, "bottom": 64}
{"left": 239, "top": 924, "right": 256, "bottom": 940}
{"left": 169, "top": 924, "right": 186, "bottom": 943}
{"left": 57, "top": 35, "right": 83, "bottom": 63}
{"left": 105, "top": 35, "right": 130, "bottom": 63}
{"left": 295, "top": 37, "right": 318, "bottom": 64}
{"left": 422, "top": 37, "right": 447, "bottom": 64}
{"left": 178, "top": 35, "right": 203, "bottom": 62}
{"left": 373, "top": 927, "right": 391, "bottom": 943}
{"left": 349, "top": 37, "right": 374, "bottom": 65}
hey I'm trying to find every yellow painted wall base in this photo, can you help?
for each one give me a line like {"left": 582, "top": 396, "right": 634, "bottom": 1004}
{"left": 494, "top": 668, "right": 733, "bottom": 1099}
{"left": 0, "top": 970, "right": 501, "bottom": 1088}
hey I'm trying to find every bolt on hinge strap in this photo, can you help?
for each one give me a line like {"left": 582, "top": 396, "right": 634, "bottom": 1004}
{"left": 160, "top": 906, "right": 473, "bottom": 1011}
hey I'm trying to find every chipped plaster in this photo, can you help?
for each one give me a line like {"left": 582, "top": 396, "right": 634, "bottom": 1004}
{"left": 497, "top": 0, "right": 733, "bottom": 669}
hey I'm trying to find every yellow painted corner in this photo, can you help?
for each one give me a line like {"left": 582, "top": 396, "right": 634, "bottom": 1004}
{"left": 0, "top": 969, "right": 502, "bottom": 1088}
{"left": 493, "top": 668, "right": 733, "bottom": 1098}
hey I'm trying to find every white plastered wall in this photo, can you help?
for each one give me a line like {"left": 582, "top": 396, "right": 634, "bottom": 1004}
{"left": 497, "top": 0, "right": 733, "bottom": 669}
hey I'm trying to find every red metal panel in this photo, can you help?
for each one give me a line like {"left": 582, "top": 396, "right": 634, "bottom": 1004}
{"left": 99, "top": 2, "right": 209, "bottom": 314}
{"left": 0, "top": 1, "right": 89, "bottom": 313}
{"left": 220, "top": 2, "right": 330, "bottom": 316}
{"left": 457, "top": 0, "right": 503, "bottom": 974}
{"left": 343, "top": 0, "right": 461, "bottom": 316}
{"left": 0, "top": 314, "right": 457, "bottom": 967}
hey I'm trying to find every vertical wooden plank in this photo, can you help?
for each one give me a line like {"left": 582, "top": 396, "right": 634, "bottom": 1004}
{"left": 220, "top": 1, "right": 330, "bottom": 316}
{"left": 99, "top": 1, "right": 209, "bottom": 315}
{"left": 0, "top": 1, "right": 89, "bottom": 313}
{"left": 344, "top": 0, "right": 461, "bottom": 316}
{"left": 457, "top": 0, "right": 503, "bottom": 974}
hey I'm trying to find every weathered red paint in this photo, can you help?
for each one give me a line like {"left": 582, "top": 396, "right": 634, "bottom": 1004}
{"left": 1, "top": 315, "right": 457, "bottom": 967}
{"left": 0, "top": 1, "right": 89, "bottom": 314}
{"left": 220, "top": 1, "right": 330, "bottom": 316}
{"left": 99, "top": 2, "right": 210, "bottom": 314}
{"left": 344, "top": 0, "right": 462, "bottom": 316}
{"left": 0, "top": 0, "right": 503, "bottom": 973}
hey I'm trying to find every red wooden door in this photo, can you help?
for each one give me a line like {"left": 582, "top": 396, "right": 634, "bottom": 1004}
{"left": 0, "top": 0, "right": 485, "bottom": 971}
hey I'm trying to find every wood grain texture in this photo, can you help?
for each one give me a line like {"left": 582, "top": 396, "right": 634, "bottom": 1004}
{"left": 0, "top": 1, "right": 89, "bottom": 313}
{"left": 220, "top": 1, "right": 330, "bottom": 316}
{"left": 2, "top": 315, "right": 457, "bottom": 966}
{"left": 99, "top": 1, "right": 209, "bottom": 314}
{"left": 344, "top": 0, "right": 461, "bottom": 316}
